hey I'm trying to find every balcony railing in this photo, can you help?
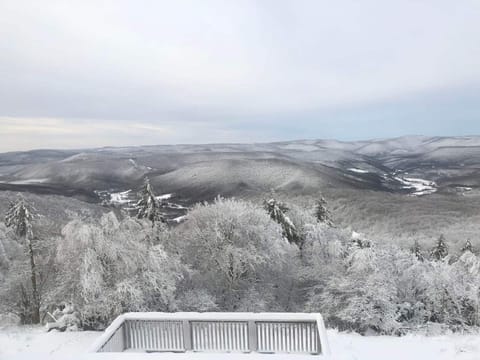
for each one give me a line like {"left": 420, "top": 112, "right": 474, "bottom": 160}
{"left": 89, "top": 312, "right": 330, "bottom": 356}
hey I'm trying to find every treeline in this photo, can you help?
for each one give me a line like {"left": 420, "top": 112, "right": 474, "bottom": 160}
{"left": 0, "top": 180, "right": 479, "bottom": 334}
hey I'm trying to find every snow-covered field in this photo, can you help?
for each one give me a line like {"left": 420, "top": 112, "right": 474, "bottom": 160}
{"left": 394, "top": 176, "right": 437, "bottom": 196}
{"left": 1, "top": 326, "right": 479, "bottom": 360}
{"left": 347, "top": 168, "right": 369, "bottom": 174}
{"left": 5, "top": 178, "right": 49, "bottom": 185}
{"left": 110, "top": 189, "right": 133, "bottom": 204}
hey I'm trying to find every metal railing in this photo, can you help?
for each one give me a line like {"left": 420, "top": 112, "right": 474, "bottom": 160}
{"left": 89, "top": 312, "right": 330, "bottom": 356}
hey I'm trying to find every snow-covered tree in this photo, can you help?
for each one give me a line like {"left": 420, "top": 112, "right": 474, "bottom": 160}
{"left": 457, "top": 249, "right": 480, "bottom": 276}
{"left": 136, "top": 177, "right": 164, "bottom": 225}
{"left": 411, "top": 239, "right": 424, "bottom": 261}
{"left": 264, "top": 198, "right": 301, "bottom": 246}
{"left": 56, "top": 212, "right": 182, "bottom": 328}
{"left": 311, "top": 243, "right": 402, "bottom": 334}
{"left": 4, "top": 195, "right": 41, "bottom": 324}
{"left": 314, "top": 197, "right": 333, "bottom": 226}
{"left": 282, "top": 204, "right": 317, "bottom": 253}
{"left": 178, "top": 197, "right": 296, "bottom": 311}
{"left": 300, "top": 224, "right": 347, "bottom": 315}
{"left": 461, "top": 239, "right": 474, "bottom": 254}
{"left": 455, "top": 251, "right": 480, "bottom": 326}
{"left": 351, "top": 231, "right": 372, "bottom": 249}
{"left": 430, "top": 235, "right": 448, "bottom": 261}
{"left": 395, "top": 255, "right": 431, "bottom": 327}
{"left": 0, "top": 223, "right": 9, "bottom": 270}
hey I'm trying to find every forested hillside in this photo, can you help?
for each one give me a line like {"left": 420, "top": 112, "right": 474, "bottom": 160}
{"left": 2, "top": 136, "right": 480, "bottom": 247}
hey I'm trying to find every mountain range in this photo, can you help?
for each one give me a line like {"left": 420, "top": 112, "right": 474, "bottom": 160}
{"left": 1, "top": 135, "right": 479, "bottom": 248}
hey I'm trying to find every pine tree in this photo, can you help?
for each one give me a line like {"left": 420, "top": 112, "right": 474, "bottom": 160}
{"left": 430, "top": 234, "right": 448, "bottom": 261}
{"left": 315, "top": 197, "right": 332, "bottom": 226}
{"left": 136, "top": 177, "right": 164, "bottom": 225}
{"left": 4, "top": 195, "right": 40, "bottom": 323}
{"left": 461, "top": 239, "right": 473, "bottom": 254}
{"left": 264, "top": 198, "right": 301, "bottom": 245}
{"left": 410, "top": 239, "right": 424, "bottom": 261}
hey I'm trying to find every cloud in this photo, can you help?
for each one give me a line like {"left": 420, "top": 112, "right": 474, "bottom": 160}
{"left": 0, "top": 0, "right": 479, "bottom": 151}
{"left": 0, "top": 117, "right": 173, "bottom": 151}
{"left": 0, "top": 116, "right": 271, "bottom": 152}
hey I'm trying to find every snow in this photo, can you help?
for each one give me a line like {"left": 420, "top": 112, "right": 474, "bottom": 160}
{"left": 351, "top": 231, "right": 362, "bottom": 240}
{"left": 328, "top": 329, "right": 480, "bottom": 360}
{"left": 97, "top": 311, "right": 324, "bottom": 322}
{"left": 456, "top": 186, "right": 473, "bottom": 193}
{"left": 7, "top": 178, "right": 49, "bottom": 184}
{"left": 100, "top": 190, "right": 176, "bottom": 207}
{"left": 347, "top": 168, "right": 369, "bottom": 174}
{"left": 172, "top": 215, "right": 187, "bottom": 223}
{"left": 0, "top": 325, "right": 98, "bottom": 359}
{"left": 109, "top": 190, "right": 132, "bottom": 204}
{"left": 166, "top": 203, "right": 188, "bottom": 210}
{"left": 280, "top": 144, "right": 319, "bottom": 151}
{"left": 156, "top": 193, "right": 173, "bottom": 201}
{"left": 394, "top": 176, "right": 437, "bottom": 196}
{"left": 2, "top": 326, "right": 480, "bottom": 360}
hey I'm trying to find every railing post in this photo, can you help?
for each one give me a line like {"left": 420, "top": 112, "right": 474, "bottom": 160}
{"left": 122, "top": 322, "right": 128, "bottom": 351}
{"left": 248, "top": 320, "right": 257, "bottom": 353}
{"left": 183, "top": 320, "right": 192, "bottom": 351}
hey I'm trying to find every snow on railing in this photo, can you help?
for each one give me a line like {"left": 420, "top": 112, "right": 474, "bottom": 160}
{"left": 89, "top": 312, "right": 331, "bottom": 356}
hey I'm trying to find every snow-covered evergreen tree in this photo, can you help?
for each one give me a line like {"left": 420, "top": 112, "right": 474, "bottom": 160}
{"left": 315, "top": 197, "right": 333, "bottom": 226}
{"left": 461, "top": 239, "right": 473, "bottom": 254}
{"left": 411, "top": 239, "right": 424, "bottom": 261}
{"left": 430, "top": 235, "right": 448, "bottom": 261}
{"left": 135, "top": 177, "right": 164, "bottom": 225}
{"left": 4, "top": 195, "right": 40, "bottom": 324}
{"left": 264, "top": 198, "right": 301, "bottom": 245}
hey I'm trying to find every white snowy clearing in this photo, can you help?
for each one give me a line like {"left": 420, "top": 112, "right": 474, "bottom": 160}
{"left": 1, "top": 326, "right": 479, "bottom": 360}
{"left": 156, "top": 193, "right": 173, "bottom": 201}
{"left": 7, "top": 178, "right": 49, "bottom": 185}
{"left": 172, "top": 215, "right": 187, "bottom": 223}
{"left": 347, "top": 168, "right": 369, "bottom": 174}
{"left": 106, "top": 191, "right": 173, "bottom": 206}
{"left": 394, "top": 176, "right": 437, "bottom": 196}
{"left": 110, "top": 189, "right": 133, "bottom": 204}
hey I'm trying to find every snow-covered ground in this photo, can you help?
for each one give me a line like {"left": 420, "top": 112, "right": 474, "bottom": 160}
{"left": 347, "top": 168, "right": 369, "bottom": 174}
{"left": 110, "top": 189, "right": 133, "bottom": 204}
{"left": 0, "top": 325, "right": 98, "bottom": 359}
{"left": 394, "top": 176, "right": 437, "bottom": 196}
{"left": 156, "top": 193, "right": 173, "bottom": 201}
{"left": 6, "top": 178, "right": 49, "bottom": 185}
{"left": 106, "top": 190, "right": 173, "bottom": 206}
{"left": 1, "top": 326, "right": 479, "bottom": 360}
{"left": 172, "top": 215, "right": 187, "bottom": 223}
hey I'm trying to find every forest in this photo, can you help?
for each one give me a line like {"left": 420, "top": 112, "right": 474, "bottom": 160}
{"left": 1, "top": 178, "right": 479, "bottom": 335}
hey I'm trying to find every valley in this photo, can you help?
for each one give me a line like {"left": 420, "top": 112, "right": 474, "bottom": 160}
{"left": 1, "top": 135, "right": 479, "bottom": 247}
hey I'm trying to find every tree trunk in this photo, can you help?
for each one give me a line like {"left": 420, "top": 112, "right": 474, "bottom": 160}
{"left": 19, "top": 284, "right": 29, "bottom": 324}
{"left": 27, "top": 237, "right": 40, "bottom": 324}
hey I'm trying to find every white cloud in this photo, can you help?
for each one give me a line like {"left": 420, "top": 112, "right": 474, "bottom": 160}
{"left": 0, "top": 0, "right": 479, "bottom": 150}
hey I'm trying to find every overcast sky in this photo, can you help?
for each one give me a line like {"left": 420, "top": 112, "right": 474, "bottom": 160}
{"left": 1, "top": 0, "right": 480, "bottom": 152}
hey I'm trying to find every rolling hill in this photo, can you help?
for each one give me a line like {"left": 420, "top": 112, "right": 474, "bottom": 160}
{"left": 1, "top": 135, "right": 479, "bottom": 247}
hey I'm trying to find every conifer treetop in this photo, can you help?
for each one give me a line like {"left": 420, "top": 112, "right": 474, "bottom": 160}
{"left": 5, "top": 195, "right": 36, "bottom": 239}
{"left": 136, "top": 177, "right": 164, "bottom": 225}
{"left": 430, "top": 234, "right": 448, "bottom": 261}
